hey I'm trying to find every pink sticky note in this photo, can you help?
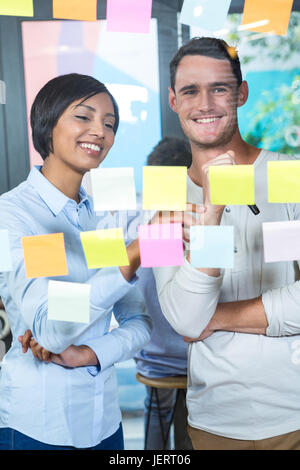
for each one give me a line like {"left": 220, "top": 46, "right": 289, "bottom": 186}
{"left": 138, "top": 223, "right": 184, "bottom": 268}
{"left": 263, "top": 221, "right": 300, "bottom": 263}
{"left": 106, "top": 0, "right": 153, "bottom": 33}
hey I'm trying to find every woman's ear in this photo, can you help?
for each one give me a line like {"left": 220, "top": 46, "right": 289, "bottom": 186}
{"left": 237, "top": 81, "right": 249, "bottom": 108}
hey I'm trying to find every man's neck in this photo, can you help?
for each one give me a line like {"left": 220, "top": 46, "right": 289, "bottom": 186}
{"left": 187, "top": 136, "right": 261, "bottom": 187}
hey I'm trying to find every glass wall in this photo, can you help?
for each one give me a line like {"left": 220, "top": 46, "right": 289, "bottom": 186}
{"left": 22, "top": 19, "right": 162, "bottom": 191}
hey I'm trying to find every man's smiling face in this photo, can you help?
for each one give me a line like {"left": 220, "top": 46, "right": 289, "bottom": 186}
{"left": 169, "top": 54, "right": 248, "bottom": 150}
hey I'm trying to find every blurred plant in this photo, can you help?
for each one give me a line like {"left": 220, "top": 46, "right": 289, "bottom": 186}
{"left": 225, "top": 12, "right": 300, "bottom": 65}
{"left": 243, "top": 76, "right": 300, "bottom": 156}
{"left": 224, "top": 13, "right": 300, "bottom": 156}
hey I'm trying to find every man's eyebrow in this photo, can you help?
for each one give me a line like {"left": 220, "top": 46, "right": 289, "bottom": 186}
{"left": 178, "top": 84, "right": 198, "bottom": 94}
{"left": 177, "top": 81, "right": 235, "bottom": 93}
{"left": 74, "top": 103, "right": 115, "bottom": 118}
{"left": 210, "top": 81, "right": 234, "bottom": 88}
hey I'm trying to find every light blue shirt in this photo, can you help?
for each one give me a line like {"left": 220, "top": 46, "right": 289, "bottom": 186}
{"left": 0, "top": 166, "right": 151, "bottom": 448}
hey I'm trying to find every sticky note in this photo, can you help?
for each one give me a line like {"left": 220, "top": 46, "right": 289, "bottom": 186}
{"left": 209, "top": 165, "right": 255, "bottom": 205}
{"left": 80, "top": 228, "right": 129, "bottom": 268}
{"left": 190, "top": 225, "right": 234, "bottom": 268}
{"left": 52, "top": 0, "right": 97, "bottom": 21}
{"left": 22, "top": 233, "right": 68, "bottom": 278}
{"left": 263, "top": 221, "right": 300, "bottom": 263}
{"left": 268, "top": 161, "right": 300, "bottom": 203}
{"left": 143, "top": 166, "right": 187, "bottom": 210}
{"left": 241, "top": 0, "right": 293, "bottom": 36}
{"left": 0, "top": 0, "right": 34, "bottom": 16}
{"left": 138, "top": 223, "right": 184, "bottom": 268}
{"left": 90, "top": 167, "right": 136, "bottom": 211}
{"left": 180, "top": 0, "right": 231, "bottom": 31}
{"left": 106, "top": 0, "right": 153, "bottom": 33}
{"left": 0, "top": 230, "right": 13, "bottom": 272}
{"left": 48, "top": 280, "right": 90, "bottom": 323}
{"left": 0, "top": 81, "right": 6, "bottom": 105}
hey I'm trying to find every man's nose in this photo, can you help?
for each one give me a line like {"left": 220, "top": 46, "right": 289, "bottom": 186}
{"left": 196, "top": 91, "right": 213, "bottom": 112}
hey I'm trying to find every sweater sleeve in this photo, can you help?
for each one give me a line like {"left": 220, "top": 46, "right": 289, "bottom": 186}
{"left": 153, "top": 258, "right": 223, "bottom": 338}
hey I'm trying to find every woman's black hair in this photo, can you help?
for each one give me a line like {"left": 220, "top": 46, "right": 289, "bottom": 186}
{"left": 30, "top": 73, "right": 119, "bottom": 160}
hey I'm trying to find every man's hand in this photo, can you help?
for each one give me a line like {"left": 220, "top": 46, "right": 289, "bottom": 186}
{"left": 184, "top": 324, "right": 215, "bottom": 343}
{"left": 18, "top": 330, "right": 99, "bottom": 367}
{"left": 150, "top": 202, "right": 206, "bottom": 245}
{"left": 201, "top": 150, "right": 236, "bottom": 225}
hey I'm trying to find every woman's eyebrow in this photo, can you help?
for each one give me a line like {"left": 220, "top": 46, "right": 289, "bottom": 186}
{"left": 73, "top": 103, "right": 115, "bottom": 118}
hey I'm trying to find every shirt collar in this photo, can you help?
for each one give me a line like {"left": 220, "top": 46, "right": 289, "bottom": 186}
{"left": 27, "top": 166, "right": 91, "bottom": 216}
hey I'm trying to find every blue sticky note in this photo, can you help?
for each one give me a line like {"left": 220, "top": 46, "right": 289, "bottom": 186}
{"left": 180, "top": 0, "right": 231, "bottom": 31}
{"left": 190, "top": 225, "right": 234, "bottom": 268}
{"left": 0, "top": 230, "right": 13, "bottom": 272}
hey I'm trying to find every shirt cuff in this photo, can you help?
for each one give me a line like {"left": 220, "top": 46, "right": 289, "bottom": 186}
{"left": 262, "top": 289, "right": 283, "bottom": 337}
{"left": 84, "top": 334, "right": 122, "bottom": 373}
{"left": 177, "top": 258, "right": 224, "bottom": 291}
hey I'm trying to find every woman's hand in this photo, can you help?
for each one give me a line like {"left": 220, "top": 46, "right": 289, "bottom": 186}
{"left": 18, "top": 330, "right": 99, "bottom": 367}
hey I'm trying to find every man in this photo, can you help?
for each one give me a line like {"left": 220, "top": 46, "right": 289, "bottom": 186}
{"left": 152, "top": 37, "right": 300, "bottom": 450}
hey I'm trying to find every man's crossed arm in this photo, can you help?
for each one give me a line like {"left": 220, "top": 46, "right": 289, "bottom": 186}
{"left": 185, "top": 296, "right": 268, "bottom": 342}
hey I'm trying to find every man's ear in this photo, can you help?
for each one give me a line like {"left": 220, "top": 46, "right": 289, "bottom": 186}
{"left": 237, "top": 81, "right": 249, "bottom": 108}
{"left": 169, "top": 86, "right": 177, "bottom": 113}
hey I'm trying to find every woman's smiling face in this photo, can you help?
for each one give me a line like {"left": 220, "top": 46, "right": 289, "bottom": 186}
{"left": 50, "top": 92, "right": 116, "bottom": 174}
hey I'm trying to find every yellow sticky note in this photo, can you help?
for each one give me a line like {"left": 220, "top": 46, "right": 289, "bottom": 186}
{"left": 22, "top": 233, "right": 68, "bottom": 278}
{"left": 268, "top": 161, "right": 300, "bottom": 203}
{"left": 209, "top": 165, "right": 255, "bottom": 205}
{"left": 0, "top": 0, "right": 34, "bottom": 16}
{"left": 241, "top": 0, "right": 293, "bottom": 36}
{"left": 53, "top": 0, "right": 97, "bottom": 21}
{"left": 80, "top": 228, "right": 129, "bottom": 268}
{"left": 143, "top": 166, "right": 187, "bottom": 210}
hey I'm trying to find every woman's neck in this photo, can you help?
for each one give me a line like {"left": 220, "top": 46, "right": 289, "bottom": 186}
{"left": 41, "top": 157, "right": 83, "bottom": 204}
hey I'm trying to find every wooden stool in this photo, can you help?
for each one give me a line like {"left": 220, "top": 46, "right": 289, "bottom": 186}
{"left": 136, "top": 373, "right": 187, "bottom": 450}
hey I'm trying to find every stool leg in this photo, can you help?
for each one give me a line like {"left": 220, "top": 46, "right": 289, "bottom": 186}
{"left": 154, "top": 387, "right": 168, "bottom": 450}
{"left": 144, "top": 386, "right": 154, "bottom": 450}
{"left": 162, "top": 389, "right": 181, "bottom": 449}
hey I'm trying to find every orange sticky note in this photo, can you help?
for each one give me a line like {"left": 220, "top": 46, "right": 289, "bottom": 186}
{"left": 22, "top": 233, "right": 68, "bottom": 278}
{"left": 241, "top": 0, "right": 293, "bottom": 36}
{"left": 52, "top": 0, "right": 97, "bottom": 21}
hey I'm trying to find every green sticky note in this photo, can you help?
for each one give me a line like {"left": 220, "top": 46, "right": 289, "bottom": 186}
{"left": 268, "top": 161, "right": 300, "bottom": 203}
{"left": 143, "top": 166, "right": 187, "bottom": 210}
{"left": 80, "top": 228, "right": 129, "bottom": 268}
{"left": 209, "top": 165, "right": 255, "bottom": 205}
{"left": 0, "top": 0, "right": 34, "bottom": 16}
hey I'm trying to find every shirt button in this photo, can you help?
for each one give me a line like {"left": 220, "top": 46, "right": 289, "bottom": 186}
{"left": 234, "top": 246, "right": 238, "bottom": 253}
{"left": 225, "top": 207, "right": 231, "bottom": 213}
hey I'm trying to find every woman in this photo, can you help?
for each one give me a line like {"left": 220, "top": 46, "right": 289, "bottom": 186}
{"left": 0, "top": 74, "right": 151, "bottom": 450}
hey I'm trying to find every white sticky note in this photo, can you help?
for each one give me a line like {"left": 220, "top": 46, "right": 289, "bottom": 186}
{"left": 180, "top": 0, "right": 231, "bottom": 31}
{"left": 90, "top": 167, "right": 137, "bottom": 211}
{"left": 48, "top": 280, "right": 91, "bottom": 323}
{"left": 0, "top": 81, "right": 6, "bottom": 105}
{"left": 190, "top": 225, "right": 234, "bottom": 268}
{"left": 0, "top": 230, "right": 12, "bottom": 272}
{"left": 263, "top": 221, "right": 300, "bottom": 263}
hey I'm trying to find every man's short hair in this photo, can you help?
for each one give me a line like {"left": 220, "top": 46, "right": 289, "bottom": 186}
{"left": 30, "top": 73, "right": 119, "bottom": 160}
{"left": 170, "top": 37, "right": 242, "bottom": 91}
{"left": 147, "top": 136, "right": 192, "bottom": 167}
